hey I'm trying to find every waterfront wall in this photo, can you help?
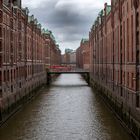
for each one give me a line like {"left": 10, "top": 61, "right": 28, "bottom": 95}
{"left": 90, "top": 79, "right": 140, "bottom": 140}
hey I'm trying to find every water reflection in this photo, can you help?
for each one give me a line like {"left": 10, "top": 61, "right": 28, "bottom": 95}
{"left": 0, "top": 74, "right": 132, "bottom": 140}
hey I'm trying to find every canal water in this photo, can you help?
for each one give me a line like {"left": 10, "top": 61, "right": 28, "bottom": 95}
{"left": 0, "top": 74, "right": 132, "bottom": 140}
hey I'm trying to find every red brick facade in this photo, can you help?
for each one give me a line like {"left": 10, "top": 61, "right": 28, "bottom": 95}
{"left": 89, "top": 0, "right": 140, "bottom": 137}
{"left": 0, "top": 0, "right": 61, "bottom": 116}
{"left": 44, "top": 30, "right": 61, "bottom": 68}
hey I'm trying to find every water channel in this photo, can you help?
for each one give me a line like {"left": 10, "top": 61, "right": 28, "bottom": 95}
{"left": 0, "top": 74, "right": 133, "bottom": 140}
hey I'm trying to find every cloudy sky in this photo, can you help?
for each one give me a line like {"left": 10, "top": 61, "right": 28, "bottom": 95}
{"left": 22, "top": 0, "right": 110, "bottom": 53}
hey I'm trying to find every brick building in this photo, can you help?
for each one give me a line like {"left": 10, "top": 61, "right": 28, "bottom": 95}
{"left": 69, "top": 51, "right": 76, "bottom": 64}
{"left": 89, "top": 0, "right": 140, "bottom": 138}
{"left": 43, "top": 29, "right": 61, "bottom": 68}
{"left": 76, "top": 39, "right": 90, "bottom": 71}
{"left": 61, "top": 48, "right": 73, "bottom": 65}
{"left": 61, "top": 49, "right": 76, "bottom": 68}
{"left": 0, "top": 0, "right": 61, "bottom": 121}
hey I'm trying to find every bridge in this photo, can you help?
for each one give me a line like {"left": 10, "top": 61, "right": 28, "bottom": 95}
{"left": 46, "top": 70, "right": 90, "bottom": 85}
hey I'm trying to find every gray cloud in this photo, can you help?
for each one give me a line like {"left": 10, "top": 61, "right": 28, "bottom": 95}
{"left": 22, "top": 0, "right": 110, "bottom": 53}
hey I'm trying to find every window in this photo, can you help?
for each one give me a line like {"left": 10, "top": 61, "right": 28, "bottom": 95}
{"left": 0, "top": 89, "right": 2, "bottom": 98}
{"left": 124, "top": 72, "right": 125, "bottom": 85}
{"left": 136, "top": 31, "right": 139, "bottom": 45}
{"left": 136, "top": 95, "right": 139, "bottom": 108}
{"left": 19, "top": 82, "right": 21, "bottom": 88}
{"left": 0, "top": 55, "right": 2, "bottom": 67}
{"left": 18, "top": 21, "right": 21, "bottom": 30}
{"left": 11, "top": 85, "right": 13, "bottom": 93}
{"left": 131, "top": 15, "right": 134, "bottom": 62}
{"left": 0, "top": 40, "right": 2, "bottom": 52}
{"left": 0, "top": 11, "right": 2, "bottom": 23}
{"left": 10, "top": 19, "right": 13, "bottom": 29}
{"left": 14, "top": 69, "right": 16, "bottom": 80}
{"left": 131, "top": 73, "right": 134, "bottom": 88}
{"left": 4, "top": 70, "right": 6, "bottom": 82}
{"left": 0, "top": 26, "right": 2, "bottom": 38}
{"left": 127, "top": 72, "right": 129, "bottom": 87}
{"left": 10, "top": 31, "right": 13, "bottom": 41}
{"left": 0, "top": 71, "right": 1, "bottom": 86}
{"left": 123, "top": 7, "right": 125, "bottom": 17}
{"left": 118, "top": 70, "right": 120, "bottom": 83}
{"left": 127, "top": 2, "right": 129, "bottom": 13}
{"left": 123, "top": 21, "right": 125, "bottom": 62}
{"left": 127, "top": 18, "right": 129, "bottom": 62}
{"left": 121, "top": 87, "right": 123, "bottom": 97}
{"left": 10, "top": 70, "right": 12, "bottom": 82}
{"left": 16, "top": 68, "right": 18, "bottom": 79}
{"left": 7, "top": 70, "right": 9, "bottom": 82}
{"left": 131, "top": 0, "right": 133, "bottom": 9}
{"left": 11, "top": 44, "right": 13, "bottom": 53}
{"left": 136, "top": 12, "right": 139, "bottom": 27}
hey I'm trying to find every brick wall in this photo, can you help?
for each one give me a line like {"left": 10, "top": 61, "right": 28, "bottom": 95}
{"left": 89, "top": 0, "right": 140, "bottom": 128}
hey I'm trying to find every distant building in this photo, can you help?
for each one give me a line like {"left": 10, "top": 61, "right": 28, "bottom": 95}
{"left": 76, "top": 39, "right": 90, "bottom": 71}
{"left": 61, "top": 49, "right": 76, "bottom": 67}
{"left": 69, "top": 51, "right": 76, "bottom": 64}
{"left": 43, "top": 29, "right": 61, "bottom": 68}
{"left": 65, "top": 48, "right": 73, "bottom": 53}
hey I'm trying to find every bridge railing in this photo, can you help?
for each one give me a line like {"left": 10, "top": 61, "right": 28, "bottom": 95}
{"left": 46, "top": 67, "right": 90, "bottom": 85}
{"left": 49, "top": 65, "right": 89, "bottom": 73}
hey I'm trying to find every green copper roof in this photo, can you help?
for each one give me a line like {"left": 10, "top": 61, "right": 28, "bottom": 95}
{"left": 65, "top": 48, "right": 73, "bottom": 53}
{"left": 44, "top": 29, "right": 51, "bottom": 34}
{"left": 81, "top": 38, "right": 89, "bottom": 44}
{"left": 92, "top": 4, "right": 111, "bottom": 29}
{"left": 56, "top": 44, "right": 59, "bottom": 48}
{"left": 42, "top": 28, "right": 45, "bottom": 34}
{"left": 50, "top": 33, "right": 56, "bottom": 43}
{"left": 106, "top": 5, "right": 111, "bottom": 15}
{"left": 99, "top": 9, "right": 104, "bottom": 17}
{"left": 43, "top": 29, "right": 56, "bottom": 43}
{"left": 28, "top": 15, "right": 34, "bottom": 23}
{"left": 27, "top": 15, "right": 57, "bottom": 45}
{"left": 37, "top": 23, "right": 42, "bottom": 29}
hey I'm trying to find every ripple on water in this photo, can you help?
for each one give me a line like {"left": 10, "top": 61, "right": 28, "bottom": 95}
{"left": 0, "top": 74, "right": 133, "bottom": 140}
